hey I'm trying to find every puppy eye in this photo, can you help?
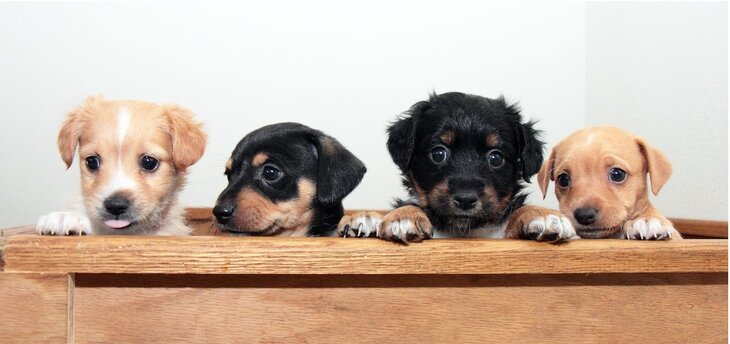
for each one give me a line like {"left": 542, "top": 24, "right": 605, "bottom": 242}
{"left": 85, "top": 156, "right": 100, "bottom": 171}
{"left": 140, "top": 156, "right": 159, "bottom": 171}
{"left": 262, "top": 164, "right": 283, "bottom": 182}
{"left": 487, "top": 149, "right": 504, "bottom": 168}
{"left": 429, "top": 145, "right": 449, "bottom": 165}
{"left": 609, "top": 168, "right": 627, "bottom": 183}
{"left": 557, "top": 173, "right": 571, "bottom": 188}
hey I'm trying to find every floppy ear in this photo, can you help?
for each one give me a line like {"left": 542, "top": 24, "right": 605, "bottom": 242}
{"left": 57, "top": 96, "right": 101, "bottom": 168}
{"left": 537, "top": 147, "right": 556, "bottom": 199}
{"left": 636, "top": 138, "right": 672, "bottom": 195}
{"left": 311, "top": 134, "right": 366, "bottom": 205}
{"left": 518, "top": 121, "right": 545, "bottom": 182}
{"left": 386, "top": 101, "right": 428, "bottom": 172}
{"left": 164, "top": 105, "right": 207, "bottom": 172}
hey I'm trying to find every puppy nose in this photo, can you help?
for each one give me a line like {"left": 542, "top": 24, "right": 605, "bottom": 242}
{"left": 453, "top": 193, "right": 478, "bottom": 210}
{"left": 574, "top": 207, "right": 598, "bottom": 225}
{"left": 213, "top": 204, "right": 235, "bottom": 224}
{"left": 104, "top": 196, "right": 130, "bottom": 215}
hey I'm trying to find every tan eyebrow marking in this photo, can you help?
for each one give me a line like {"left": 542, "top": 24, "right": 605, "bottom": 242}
{"left": 252, "top": 152, "right": 269, "bottom": 167}
{"left": 440, "top": 130, "right": 454, "bottom": 145}
{"left": 486, "top": 133, "right": 499, "bottom": 147}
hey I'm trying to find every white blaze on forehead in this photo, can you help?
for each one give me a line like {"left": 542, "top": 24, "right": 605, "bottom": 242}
{"left": 99, "top": 106, "right": 137, "bottom": 198}
{"left": 117, "top": 107, "right": 130, "bottom": 144}
{"left": 585, "top": 133, "right": 596, "bottom": 145}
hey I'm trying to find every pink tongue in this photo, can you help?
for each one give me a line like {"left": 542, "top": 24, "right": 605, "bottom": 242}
{"left": 104, "top": 220, "right": 131, "bottom": 229}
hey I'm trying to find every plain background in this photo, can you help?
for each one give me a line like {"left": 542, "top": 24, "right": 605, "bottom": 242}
{"left": 0, "top": 1, "right": 726, "bottom": 228}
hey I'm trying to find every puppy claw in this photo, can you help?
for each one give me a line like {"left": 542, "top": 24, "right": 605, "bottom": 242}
{"left": 378, "top": 205, "right": 432, "bottom": 244}
{"left": 624, "top": 217, "right": 676, "bottom": 240}
{"left": 337, "top": 212, "right": 382, "bottom": 238}
{"left": 36, "top": 211, "right": 91, "bottom": 236}
{"left": 524, "top": 215, "right": 577, "bottom": 243}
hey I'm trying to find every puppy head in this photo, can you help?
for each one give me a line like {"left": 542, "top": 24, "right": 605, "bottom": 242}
{"left": 537, "top": 126, "right": 672, "bottom": 238}
{"left": 58, "top": 96, "right": 207, "bottom": 233}
{"left": 387, "top": 92, "right": 543, "bottom": 230}
{"left": 214, "top": 122, "right": 366, "bottom": 235}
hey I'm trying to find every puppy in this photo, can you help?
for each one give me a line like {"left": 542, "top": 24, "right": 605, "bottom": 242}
{"left": 213, "top": 122, "right": 366, "bottom": 237}
{"left": 339, "top": 92, "right": 575, "bottom": 243}
{"left": 534, "top": 126, "right": 681, "bottom": 240}
{"left": 36, "top": 96, "right": 207, "bottom": 235}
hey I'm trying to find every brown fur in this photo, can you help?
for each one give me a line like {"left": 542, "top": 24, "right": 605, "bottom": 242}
{"left": 537, "top": 126, "right": 679, "bottom": 239}
{"left": 252, "top": 153, "right": 269, "bottom": 167}
{"left": 379, "top": 205, "right": 433, "bottom": 243}
{"left": 486, "top": 133, "right": 499, "bottom": 148}
{"left": 440, "top": 130, "right": 454, "bottom": 145}
{"left": 234, "top": 179, "right": 315, "bottom": 236}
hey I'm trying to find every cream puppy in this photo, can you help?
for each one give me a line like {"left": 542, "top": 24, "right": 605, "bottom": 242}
{"left": 536, "top": 126, "right": 681, "bottom": 240}
{"left": 36, "top": 96, "right": 207, "bottom": 235}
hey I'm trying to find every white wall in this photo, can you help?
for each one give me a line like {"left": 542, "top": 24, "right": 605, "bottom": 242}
{"left": 585, "top": 2, "right": 728, "bottom": 221}
{"left": 0, "top": 2, "right": 585, "bottom": 227}
{"left": 0, "top": 2, "right": 725, "bottom": 228}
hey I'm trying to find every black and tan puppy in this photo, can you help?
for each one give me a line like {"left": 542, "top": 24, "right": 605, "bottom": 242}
{"left": 339, "top": 92, "right": 575, "bottom": 243}
{"left": 213, "top": 122, "right": 366, "bottom": 236}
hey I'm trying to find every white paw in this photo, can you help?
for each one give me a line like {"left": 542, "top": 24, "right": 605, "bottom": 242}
{"left": 337, "top": 212, "right": 383, "bottom": 238}
{"left": 36, "top": 211, "right": 91, "bottom": 236}
{"left": 623, "top": 217, "right": 675, "bottom": 240}
{"left": 378, "top": 206, "right": 432, "bottom": 243}
{"left": 524, "top": 214, "right": 577, "bottom": 242}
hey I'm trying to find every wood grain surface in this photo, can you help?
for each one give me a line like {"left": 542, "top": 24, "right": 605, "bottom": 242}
{"left": 72, "top": 273, "right": 727, "bottom": 343}
{"left": 0, "top": 273, "right": 71, "bottom": 343}
{"left": 3, "top": 235, "right": 726, "bottom": 274}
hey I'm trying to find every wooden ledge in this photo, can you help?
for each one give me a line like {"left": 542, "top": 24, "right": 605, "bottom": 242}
{"left": 2, "top": 235, "right": 726, "bottom": 275}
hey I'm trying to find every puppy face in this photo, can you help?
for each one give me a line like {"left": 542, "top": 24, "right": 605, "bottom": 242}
{"left": 538, "top": 126, "right": 672, "bottom": 238}
{"left": 214, "top": 122, "right": 365, "bottom": 236}
{"left": 387, "top": 92, "right": 543, "bottom": 231}
{"left": 58, "top": 96, "right": 206, "bottom": 234}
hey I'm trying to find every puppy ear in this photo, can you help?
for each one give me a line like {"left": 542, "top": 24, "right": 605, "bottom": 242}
{"left": 57, "top": 96, "right": 100, "bottom": 168}
{"left": 537, "top": 147, "right": 556, "bottom": 199}
{"left": 636, "top": 138, "right": 672, "bottom": 195}
{"left": 518, "top": 121, "right": 545, "bottom": 182}
{"left": 387, "top": 101, "right": 428, "bottom": 172}
{"left": 311, "top": 134, "right": 366, "bottom": 205}
{"left": 164, "top": 105, "right": 207, "bottom": 172}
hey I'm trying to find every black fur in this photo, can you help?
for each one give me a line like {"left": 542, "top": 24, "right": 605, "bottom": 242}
{"left": 214, "top": 122, "right": 366, "bottom": 237}
{"left": 387, "top": 92, "right": 544, "bottom": 235}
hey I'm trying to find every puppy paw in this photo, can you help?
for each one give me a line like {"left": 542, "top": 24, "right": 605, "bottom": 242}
{"left": 36, "top": 212, "right": 91, "bottom": 236}
{"left": 378, "top": 205, "right": 433, "bottom": 243}
{"left": 337, "top": 212, "right": 383, "bottom": 238}
{"left": 623, "top": 217, "right": 677, "bottom": 240}
{"left": 506, "top": 206, "right": 577, "bottom": 243}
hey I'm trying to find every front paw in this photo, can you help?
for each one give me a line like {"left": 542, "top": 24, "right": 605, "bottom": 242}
{"left": 623, "top": 217, "right": 677, "bottom": 240}
{"left": 507, "top": 206, "right": 577, "bottom": 243}
{"left": 36, "top": 212, "right": 91, "bottom": 236}
{"left": 378, "top": 205, "right": 433, "bottom": 243}
{"left": 337, "top": 212, "right": 383, "bottom": 238}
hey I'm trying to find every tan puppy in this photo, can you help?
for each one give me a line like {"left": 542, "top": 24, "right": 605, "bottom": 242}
{"left": 536, "top": 126, "right": 681, "bottom": 240}
{"left": 36, "top": 96, "right": 207, "bottom": 235}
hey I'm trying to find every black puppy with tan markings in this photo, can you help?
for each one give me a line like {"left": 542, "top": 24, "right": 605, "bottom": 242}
{"left": 339, "top": 92, "right": 576, "bottom": 243}
{"left": 213, "top": 122, "right": 366, "bottom": 237}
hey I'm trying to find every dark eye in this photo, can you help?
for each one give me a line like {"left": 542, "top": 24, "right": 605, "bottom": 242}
{"left": 140, "top": 156, "right": 159, "bottom": 171}
{"left": 487, "top": 149, "right": 504, "bottom": 167}
{"left": 262, "top": 164, "right": 283, "bottom": 182}
{"left": 557, "top": 173, "right": 571, "bottom": 188}
{"left": 609, "top": 168, "right": 627, "bottom": 183}
{"left": 429, "top": 146, "right": 449, "bottom": 165}
{"left": 85, "top": 156, "right": 100, "bottom": 171}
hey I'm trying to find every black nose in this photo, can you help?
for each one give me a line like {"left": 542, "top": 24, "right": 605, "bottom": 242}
{"left": 574, "top": 207, "right": 598, "bottom": 225}
{"left": 213, "top": 204, "right": 235, "bottom": 224}
{"left": 104, "top": 196, "right": 130, "bottom": 215}
{"left": 453, "top": 193, "right": 479, "bottom": 210}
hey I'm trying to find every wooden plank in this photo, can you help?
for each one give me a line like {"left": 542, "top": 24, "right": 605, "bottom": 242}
{"left": 0, "top": 273, "right": 71, "bottom": 343}
{"left": 73, "top": 273, "right": 727, "bottom": 343}
{"left": 4, "top": 235, "right": 727, "bottom": 274}
{"left": 671, "top": 218, "right": 728, "bottom": 238}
